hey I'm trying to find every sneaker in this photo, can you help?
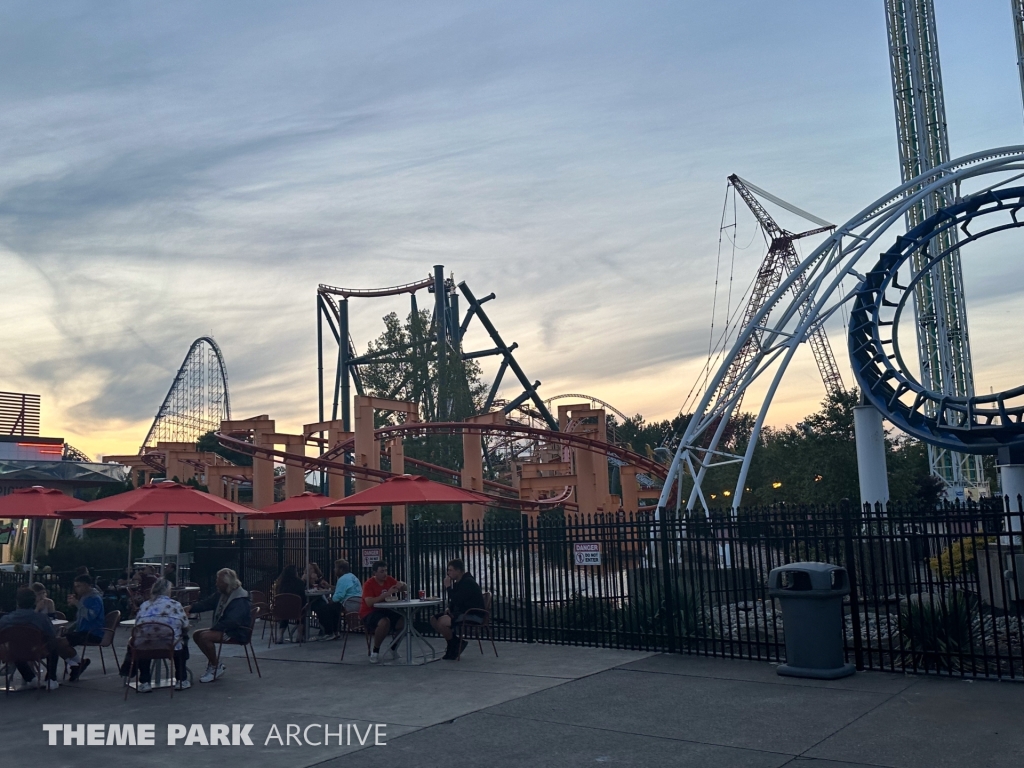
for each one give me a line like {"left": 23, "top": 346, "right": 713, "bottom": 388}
{"left": 199, "top": 664, "right": 226, "bottom": 683}
{"left": 138, "top": 682, "right": 153, "bottom": 693}
{"left": 68, "top": 658, "right": 91, "bottom": 682}
{"left": 45, "top": 679, "right": 60, "bottom": 691}
{"left": 17, "top": 677, "right": 41, "bottom": 691}
{"left": 176, "top": 679, "right": 192, "bottom": 691}
{"left": 368, "top": 651, "right": 380, "bottom": 664}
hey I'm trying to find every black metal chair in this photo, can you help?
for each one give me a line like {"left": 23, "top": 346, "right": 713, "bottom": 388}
{"left": 124, "top": 623, "right": 177, "bottom": 700}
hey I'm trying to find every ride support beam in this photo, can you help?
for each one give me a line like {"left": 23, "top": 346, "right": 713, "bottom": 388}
{"left": 458, "top": 281, "right": 558, "bottom": 430}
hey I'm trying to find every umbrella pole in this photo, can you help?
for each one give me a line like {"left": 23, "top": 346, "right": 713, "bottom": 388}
{"left": 27, "top": 518, "right": 35, "bottom": 583}
{"left": 127, "top": 527, "right": 134, "bottom": 576}
{"left": 161, "top": 513, "right": 169, "bottom": 572}
{"left": 305, "top": 519, "right": 310, "bottom": 581}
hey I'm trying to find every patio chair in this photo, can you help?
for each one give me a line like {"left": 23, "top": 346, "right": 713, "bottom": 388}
{"left": 250, "top": 590, "right": 267, "bottom": 606}
{"left": 0, "top": 625, "right": 50, "bottom": 695}
{"left": 214, "top": 604, "right": 262, "bottom": 679}
{"left": 339, "top": 610, "right": 366, "bottom": 661}
{"left": 267, "top": 593, "right": 304, "bottom": 647}
{"left": 123, "top": 623, "right": 176, "bottom": 700}
{"left": 66, "top": 610, "right": 121, "bottom": 676}
{"left": 455, "top": 592, "right": 498, "bottom": 661}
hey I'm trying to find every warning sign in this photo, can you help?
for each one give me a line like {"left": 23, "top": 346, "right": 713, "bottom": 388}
{"left": 361, "top": 548, "right": 383, "bottom": 568}
{"left": 573, "top": 542, "right": 601, "bottom": 566}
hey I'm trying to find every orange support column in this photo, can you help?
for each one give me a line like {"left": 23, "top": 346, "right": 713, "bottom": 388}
{"left": 620, "top": 465, "right": 639, "bottom": 514}
{"left": 387, "top": 438, "right": 406, "bottom": 526}
{"left": 461, "top": 412, "right": 504, "bottom": 523}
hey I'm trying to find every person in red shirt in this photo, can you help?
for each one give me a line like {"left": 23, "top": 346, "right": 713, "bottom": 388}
{"left": 360, "top": 561, "right": 406, "bottom": 663}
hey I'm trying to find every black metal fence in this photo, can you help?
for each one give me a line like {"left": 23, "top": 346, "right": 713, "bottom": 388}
{"left": 192, "top": 500, "right": 1024, "bottom": 679}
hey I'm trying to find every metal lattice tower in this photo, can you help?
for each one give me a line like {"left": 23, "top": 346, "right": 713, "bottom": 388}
{"left": 1013, "top": 1, "right": 1024, "bottom": 124}
{"left": 140, "top": 337, "right": 231, "bottom": 452}
{"left": 713, "top": 175, "right": 843, "bottom": 414}
{"left": 884, "top": 0, "right": 984, "bottom": 495}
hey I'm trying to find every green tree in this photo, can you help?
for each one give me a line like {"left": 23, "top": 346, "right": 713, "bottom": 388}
{"left": 360, "top": 309, "right": 489, "bottom": 522}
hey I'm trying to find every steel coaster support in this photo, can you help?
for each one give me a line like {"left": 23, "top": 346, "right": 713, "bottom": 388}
{"left": 458, "top": 281, "right": 558, "bottom": 431}
{"left": 658, "top": 147, "right": 1024, "bottom": 514}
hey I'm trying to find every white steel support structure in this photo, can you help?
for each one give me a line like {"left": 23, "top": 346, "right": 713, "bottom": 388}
{"left": 884, "top": 0, "right": 984, "bottom": 498}
{"left": 657, "top": 148, "right": 1024, "bottom": 515}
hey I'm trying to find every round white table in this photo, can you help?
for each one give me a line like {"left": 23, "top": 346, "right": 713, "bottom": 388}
{"left": 378, "top": 598, "right": 442, "bottom": 665}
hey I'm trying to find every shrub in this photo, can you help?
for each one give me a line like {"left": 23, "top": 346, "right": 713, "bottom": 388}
{"left": 898, "top": 590, "right": 978, "bottom": 671}
{"left": 929, "top": 536, "right": 995, "bottom": 580}
{"left": 39, "top": 531, "right": 141, "bottom": 573}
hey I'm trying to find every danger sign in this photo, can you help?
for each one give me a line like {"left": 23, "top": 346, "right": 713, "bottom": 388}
{"left": 361, "top": 548, "right": 383, "bottom": 568}
{"left": 573, "top": 542, "right": 601, "bottom": 566}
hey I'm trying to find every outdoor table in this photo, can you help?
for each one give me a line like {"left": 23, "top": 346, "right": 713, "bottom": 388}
{"left": 379, "top": 598, "right": 442, "bottom": 665}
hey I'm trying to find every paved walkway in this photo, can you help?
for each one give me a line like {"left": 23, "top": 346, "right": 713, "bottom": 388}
{"left": 3, "top": 629, "right": 1021, "bottom": 767}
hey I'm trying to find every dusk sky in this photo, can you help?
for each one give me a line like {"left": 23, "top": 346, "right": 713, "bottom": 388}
{"left": 2, "top": 1, "right": 1023, "bottom": 459}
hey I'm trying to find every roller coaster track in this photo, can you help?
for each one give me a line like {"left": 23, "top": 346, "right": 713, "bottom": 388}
{"left": 318, "top": 277, "right": 434, "bottom": 299}
{"left": 213, "top": 432, "right": 576, "bottom": 510}
{"left": 318, "top": 422, "right": 667, "bottom": 479}
{"left": 543, "top": 394, "right": 629, "bottom": 424}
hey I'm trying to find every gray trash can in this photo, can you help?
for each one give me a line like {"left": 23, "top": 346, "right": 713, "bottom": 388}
{"left": 768, "top": 562, "right": 855, "bottom": 679}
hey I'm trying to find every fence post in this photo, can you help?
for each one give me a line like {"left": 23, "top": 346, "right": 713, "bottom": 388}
{"left": 659, "top": 509, "right": 677, "bottom": 654}
{"left": 840, "top": 499, "right": 864, "bottom": 671}
{"left": 521, "top": 513, "right": 534, "bottom": 644}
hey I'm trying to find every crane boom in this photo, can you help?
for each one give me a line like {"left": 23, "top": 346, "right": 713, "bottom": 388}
{"left": 710, "top": 176, "right": 844, "bottom": 418}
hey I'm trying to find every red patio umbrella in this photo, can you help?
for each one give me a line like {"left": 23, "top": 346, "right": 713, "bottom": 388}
{"left": 0, "top": 487, "right": 85, "bottom": 580}
{"left": 324, "top": 475, "right": 492, "bottom": 598}
{"left": 322, "top": 475, "right": 492, "bottom": 508}
{"left": 83, "top": 513, "right": 232, "bottom": 529}
{"left": 75, "top": 481, "right": 252, "bottom": 569}
{"left": 242, "top": 493, "right": 373, "bottom": 582}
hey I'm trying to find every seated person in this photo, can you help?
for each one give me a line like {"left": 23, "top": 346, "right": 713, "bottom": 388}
{"left": 312, "top": 559, "right": 361, "bottom": 639}
{"left": 120, "top": 578, "right": 190, "bottom": 691}
{"left": 273, "top": 565, "right": 307, "bottom": 641}
{"left": 0, "top": 587, "right": 86, "bottom": 689}
{"left": 360, "top": 561, "right": 406, "bottom": 664}
{"left": 31, "top": 582, "right": 55, "bottom": 616}
{"left": 303, "top": 562, "right": 330, "bottom": 590}
{"left": 430, "top": 558, "right": 485, "bottom": 660}
{"left": 64, "top": 574, "right": 106, "bottom": 679}
{"left": 185, "top": 568, "right": 251, "bottom": 684}
{"left": 163, "top": 562, "right": 177, "bottom": 586}
{"left": 137, "top": 566, "right": 158, "bottom": 595}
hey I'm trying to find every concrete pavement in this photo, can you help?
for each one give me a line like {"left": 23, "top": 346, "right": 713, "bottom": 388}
{"left": 1, "top": 628, "right": 1021, "bottom": 768}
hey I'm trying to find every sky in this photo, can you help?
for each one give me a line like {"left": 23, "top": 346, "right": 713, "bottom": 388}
{"left": 1, "top": 1, "right": 1023, "bottom": 459}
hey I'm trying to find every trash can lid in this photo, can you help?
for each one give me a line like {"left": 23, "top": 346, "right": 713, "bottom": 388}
{"left": 768, "top": 562, "right": 848, "bottom": 594}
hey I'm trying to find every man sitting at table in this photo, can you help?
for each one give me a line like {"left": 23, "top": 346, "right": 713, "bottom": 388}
{"left": 0, "top": 587, "right": 84, "bottom": 689}
{"left": 312, "top": 559, "right": 361, "bottom": 639}
{"left": 185, "top": 568, "right": 251, "bottom": 683}
{"left": 430, "top": 558, "right": 485, "bottom": 660}
{"left": 64, "top": 574, "right": 107, "bottom": 679}
{"left": 360, "top": 561, "right": 406, "bottom": 664}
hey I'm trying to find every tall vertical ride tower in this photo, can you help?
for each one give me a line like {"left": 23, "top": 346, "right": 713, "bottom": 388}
{"left": 884, "top": 0, "right": 984, "bottom": 497}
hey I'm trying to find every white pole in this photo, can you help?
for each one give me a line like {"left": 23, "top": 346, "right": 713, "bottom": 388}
{"left": 27, "top": 518, "right": 35, "bottom": 583}
{"left": 999, "top": 464, "right": 1024, "bottom": 542}
{"left": 127, "top": 526, "right": 134, "bottom": 577}
{"left": 854, "top": 405, "right": 890, "bottom": 511}
{"left": 161, "top": 513, "right": 169, "bottom": 571}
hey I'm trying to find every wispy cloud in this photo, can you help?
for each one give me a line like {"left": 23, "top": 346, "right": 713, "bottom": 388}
{"left": 1, "top": 1, "right": 1022, "bottom": 457}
